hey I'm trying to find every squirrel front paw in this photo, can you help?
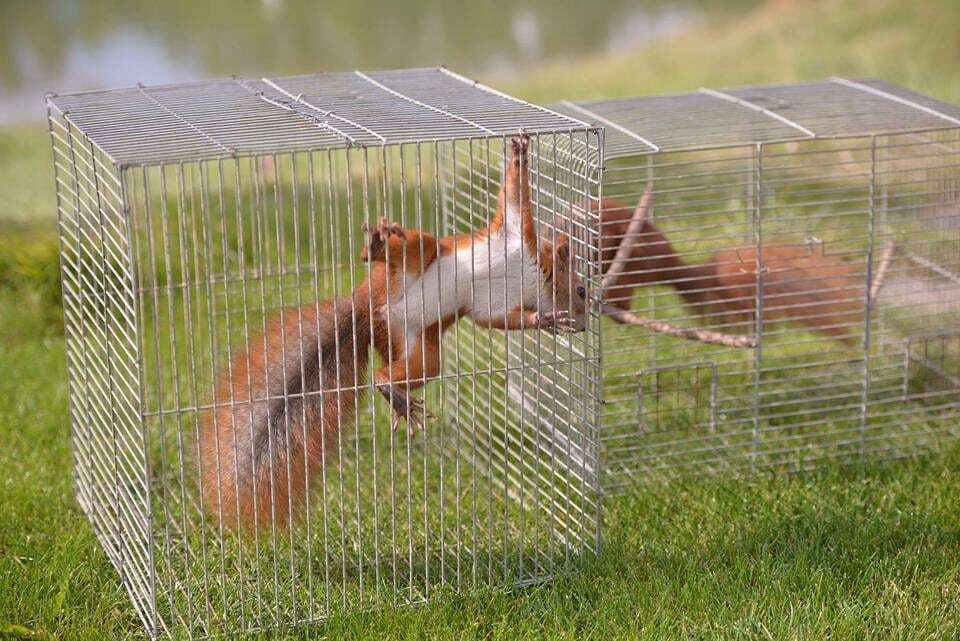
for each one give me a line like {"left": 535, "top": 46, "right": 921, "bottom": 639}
{"left": 510, "top": 133, "right": 529, "bottom": 165}
{"left": 361, "top": 217, "right": 405, "bottom": 262}
{"left": 533, "top": 310, "right": 577, "bottom": 334}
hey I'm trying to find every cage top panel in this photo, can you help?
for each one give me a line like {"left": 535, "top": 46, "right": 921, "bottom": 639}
{"left": 554, "top": 78, "right": 960, "bottom": 158}
{"left": 47, "top": 67, "right": 590, "bottom": 166}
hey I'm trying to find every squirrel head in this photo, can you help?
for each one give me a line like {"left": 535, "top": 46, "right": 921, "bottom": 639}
{"left": 543, "top": 233, "right": 588, "bottom": 331}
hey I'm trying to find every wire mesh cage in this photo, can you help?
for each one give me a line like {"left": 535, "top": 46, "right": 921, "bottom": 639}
{"left": 555, "top": 78, "right": 960, "bottom": 492}
{"left": 46, "top": 67, "right": 603, "bottom": 638}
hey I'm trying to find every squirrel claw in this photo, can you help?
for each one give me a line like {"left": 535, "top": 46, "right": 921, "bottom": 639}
{"left": 403, "top": 395, "right": 428, "bottom": 436}
{"left": 510, "top": 133, "right": 529, "bottom": 162}
{"left": 534, "top": 310, "right": 577, "bottom": 334}
{"left": 378, "top": 384, "right": 428, "bottom": 437}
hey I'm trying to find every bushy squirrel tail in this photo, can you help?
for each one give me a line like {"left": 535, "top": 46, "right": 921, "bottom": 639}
{"left": 199, "top": 296, "right": 372, "bottom": 530}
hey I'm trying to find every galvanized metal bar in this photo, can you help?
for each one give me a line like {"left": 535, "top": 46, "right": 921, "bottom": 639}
{"left": 559, "top": 100, "right": 660, "bottom": 152}
{"left": 831, "top": 77, "right": 960, "bottom": 127}
{"left": 698, "top": 87, "right": 818, "bottom": 138}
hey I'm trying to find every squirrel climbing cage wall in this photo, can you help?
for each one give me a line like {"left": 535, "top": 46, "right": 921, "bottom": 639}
{"left": 46, "top": 68, "right": 603, "bottom": 638}
{"left": 48, "top": 69, "right": 960, "bottom": 637}
{"left": 555, "top": 78, "right": 960, "bottom": 492}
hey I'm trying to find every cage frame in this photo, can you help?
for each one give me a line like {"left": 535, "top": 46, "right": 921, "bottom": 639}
{"left": 554, "top": 77, "right": 960, "bottom": 491}
{"left": 46, "top": 67, "right": 605, "bottom": 639}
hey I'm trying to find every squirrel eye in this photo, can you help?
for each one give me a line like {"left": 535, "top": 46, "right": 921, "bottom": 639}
{"left": 577, "top": 285, "right": 586, "bottom": 300}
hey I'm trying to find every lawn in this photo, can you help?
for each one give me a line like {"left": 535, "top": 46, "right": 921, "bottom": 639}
{"left": 2, "top": 0, "right": 960, "bottom": 638}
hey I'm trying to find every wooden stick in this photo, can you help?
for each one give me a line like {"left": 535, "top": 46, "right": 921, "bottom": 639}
{"left": 602, "top": 304, "right": 758, "bottom": 348}
{"left": 600, "top": 184, "right": 654, "bottom": 293}
{"left": 869, "top": 238, "right": 896, "bottom": 301}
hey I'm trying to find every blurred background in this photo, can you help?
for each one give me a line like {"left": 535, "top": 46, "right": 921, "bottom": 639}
{"left": 2, "top": 0, "right": 729, "bottom": 124}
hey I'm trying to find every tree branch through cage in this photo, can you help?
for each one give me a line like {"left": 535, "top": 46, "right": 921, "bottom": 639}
{"left": 869, "top": 238, "right": 896, "bottom": 302}
{"left": 599, "top": 184, "right": 758, "bottom": 349}
{"left": 601, "top": 303, "right": 759, "bottom": 348}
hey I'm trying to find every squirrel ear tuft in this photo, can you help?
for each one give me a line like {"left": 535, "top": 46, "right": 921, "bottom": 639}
{"left": 554, "top": 236, "right": 570, "bottom": 263}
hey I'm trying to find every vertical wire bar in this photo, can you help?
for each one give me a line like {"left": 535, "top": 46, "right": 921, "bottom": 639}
{"left": 246, "top": 155, "right": 266, "bottom": 624}
{"left": 358, "top": 147, "right": 372, "bottom": 605}
{"left": 292, "top": 150, "right": 314, "bottom": 622}
{"left": 413, "top": 143, "right": 431, "bottom": 600}
{"left": 344, "top": 147, "right": 364, "bottom": 608}
{"left": 541, "top": 133, "right": 556, "bottom": 573}
{"left": 528, "top": 136, "right": 543, "bottom": 577}
{"left": 186, "top": 160, "right": 215, "bottom": 629}
{"left": 430, "top": 140, "right": 447, "bottom": 588}
{"left": 531, "top": 135, "right": 548, "bottom": 576}
{"left": 186, "top": 162, "right": 211, "bottom": 629}
{"left": 266, "top": 153, "right": 285, "bottom": 615}
{"left": 559, "top": 131, "right": 575, "bottom": 569}
{"left": 396, "top": 144, "right": 416, "bottom": 604}
{"left": 548, "top": 137, "right": 570, "bottom": 573}
{"left": 751, "top": 143, "right": 764, "bottom": 472}
{"left": 358, "top": 146, "right": 382, "bottom": 607}
{"left": 573, "top": 129, "right": 590, "bottom": 559}
{"left": 467, "top": 138, "right": 479, "bottom": 588}
{"left": 484, "top": 137, "right": 496, "bottom": 586}
{"left": 219, "top": 157, "right": 247, "bottom": 626}
{"left": 213, "top": 158, "right": 236, "bottom": 626}
{"left": 250, "top": 154, "right": 274, "bottom": 624}
{"left": 316, "top": 148, "right": 334, "bottom": 615}
{"left": 124, "top": 158, "right": 158, "bottom": 636}
{"left": 593, "top": 127, "right": 606, "bottom": 554}
{"left": 444, "top": 140, "right": 463, "bottom": 591}
{"left": 173, "top": 162, "right": 199, "bottom": 629}
{"left": 364, "top": 146, "right": 390, "bottom": 605}
{"left": 304, "top": 150, "right": 327, "bottom": 617}
{"left": 496, "top": 134, "right": 509, "bottom": 583}
{"left": 230, "top": 157, "right": 253, "bottom": 628}
{"left": 859, "top": 136, "right": 879, "bottom": 459}
{"left": 273, "top": 152, "right": 299, "bottom": 617}
{"left": 327, "top": 148, "right": 348, "bottom": 612}
{"left": 125, "top": 165, "right": 161, "bottom": 634}
{"left": 516, "top": 134, "right": 528, "bottom": 581}
{"left": 198, "top": 161, "right": 231, "bottom": 625}
{"left": 147, "top": 166, "right": 179, "bottom": 628}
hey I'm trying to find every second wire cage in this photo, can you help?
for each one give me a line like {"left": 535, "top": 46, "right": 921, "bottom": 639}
{"left": 556, "top": 78, "right": 960, "bottom": 491}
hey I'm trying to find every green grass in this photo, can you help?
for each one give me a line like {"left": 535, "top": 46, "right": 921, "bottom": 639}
{"left": 2, "top": 292, "right": 959, "bottom": 640}
{"left": 3, "top": 0, "right": 960, "bottom": 637}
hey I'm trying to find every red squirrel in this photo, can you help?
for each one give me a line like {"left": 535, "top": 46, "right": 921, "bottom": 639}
{"left": 199, "top": 134, "right": 587, "bottom": 530}
{"left": 599, "top": 194, "right": 864, "bottom": 343}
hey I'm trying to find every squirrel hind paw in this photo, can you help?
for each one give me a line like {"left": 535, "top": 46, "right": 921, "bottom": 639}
{"left": 378, "top": 384, "right": 429, "bottom": 436}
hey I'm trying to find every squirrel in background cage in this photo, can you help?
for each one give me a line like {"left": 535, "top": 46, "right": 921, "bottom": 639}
{"left": 199, "top": 134, "right": 588, "bottom": 531}
{"left": 598, "top": 192, "right": 865, "bottom": 344}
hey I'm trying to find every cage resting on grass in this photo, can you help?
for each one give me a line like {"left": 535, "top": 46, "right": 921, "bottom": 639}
{"left": 555, "top": 77, "right": 960, "bottom": 492}
{"left": 47, "top": 70, "right": 960, "bottom": 638}
{"left": 46, "top": 67, "right": 604, "bottom": 639}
